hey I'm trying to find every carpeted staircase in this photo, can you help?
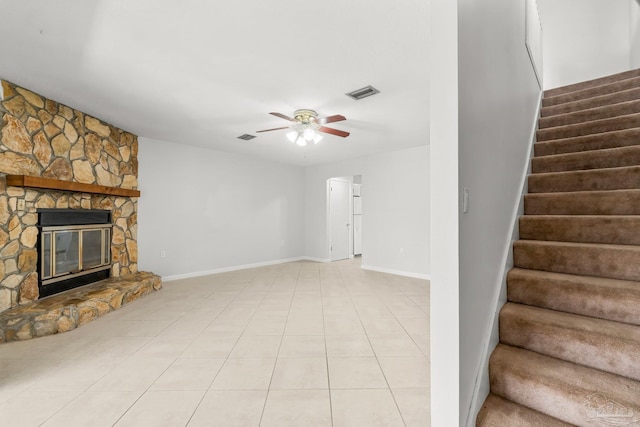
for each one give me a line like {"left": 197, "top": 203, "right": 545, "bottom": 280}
{"left": 477, "top": 68, "right": 640, "bottom": 426}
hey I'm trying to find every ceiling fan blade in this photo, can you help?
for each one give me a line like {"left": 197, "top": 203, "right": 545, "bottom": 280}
{"left": 318, "top": 126, "right": 350, "bottom": 138}
{"left": 256, "top": 126, "right": 291, "bottom": 133}
{"left": 317, "top": 114, "right": 346, "bottom": 125}
{"left": 269, "top": 112, "right": 296, "bottom": 122}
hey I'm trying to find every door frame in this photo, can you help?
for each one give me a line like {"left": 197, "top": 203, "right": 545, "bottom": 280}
{"left": 327, "top": 177, "right": 352, "bottom": 261}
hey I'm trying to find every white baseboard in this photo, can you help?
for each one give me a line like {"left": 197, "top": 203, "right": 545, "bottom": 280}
{"left": 161, "top": 257, "right": 430, "bottom": 282}
{"left": 301, "top": 256, "right": 330, "bottom": 263}
{"left": 361, "top": 264, "right": 431, "bottom": 280}
{"left": 161, "top": 257, "right": 306, "bottom": 282}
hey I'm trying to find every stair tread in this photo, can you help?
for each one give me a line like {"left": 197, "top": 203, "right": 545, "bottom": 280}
{"left": 501, "top": 302, "right": 640, "bottom": 380}
{"left": 539, "top": 99, "right": 640, "bottom": 129}
{"left": 536, "top": 113, "right": 640, "bottom": 142}
{"left": 513, "top": 240, "right": 640, "bottom": 281}
{"left": 534, "top": 127, "right": 640, "bottom": 157}
{"left": 477, "top": 394, "right": 572, "bottom": 427}
{"left": 531, "top": 145, "right": 640, "bottom": 173}
{"left": 544, "top": 68, "right": 640, "bottom": 98}
{"left": 541, "top": 87, "right": 640, "bottom": 118}
{"left": 531, "top": 164, "right": 640, "bottom": 176}
{"left": 519, "top": 215, "right": 640, "bottom": 245}
{"left": 524, "top": 189, "right": 640, "bottom": 215}
{"left": 515, "top": 238, "right": 640, "bottom": 250}
{"left": 542, "top": 76, "right": 640, "bottom": 107}
{"left": 528, "top": 165, "right": 640, "bottom": 193}
{"left": 490, "top": 344, "right": 640, "bottom": 425}
{"left": 508, "top": 268, "right": 640, "bottom": 326}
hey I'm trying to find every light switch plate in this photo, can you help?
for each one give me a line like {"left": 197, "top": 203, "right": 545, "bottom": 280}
{"left": 463, "top": 187, "right": 470, "bottom": 213}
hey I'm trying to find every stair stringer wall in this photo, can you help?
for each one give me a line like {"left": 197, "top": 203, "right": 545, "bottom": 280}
{"left": 465, "top": 93, "right": 543, "bottom": 427}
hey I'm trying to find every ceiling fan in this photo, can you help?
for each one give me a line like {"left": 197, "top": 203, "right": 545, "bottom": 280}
{"left": 256, "top": 109, "right": 350, "bottom": 146}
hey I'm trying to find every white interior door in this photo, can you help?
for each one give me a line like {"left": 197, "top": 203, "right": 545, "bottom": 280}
{"left": 329, "top": 179, "right": 350, "bottom": 261}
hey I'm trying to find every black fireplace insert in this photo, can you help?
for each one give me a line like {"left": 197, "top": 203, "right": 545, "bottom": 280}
{"left": 37, "top": 209, "right": 112, "bottom": 298}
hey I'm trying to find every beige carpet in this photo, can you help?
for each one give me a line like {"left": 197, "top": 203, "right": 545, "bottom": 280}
{"left": 477, "top": 68, "right": 640, "bottom": 426}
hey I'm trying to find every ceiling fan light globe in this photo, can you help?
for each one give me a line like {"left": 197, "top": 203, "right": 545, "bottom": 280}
{"left": 313, "top": 134, "right": 323, "bottom": 144}
{"left": 303, "top": 128, "right": 316, "bottom": 141}
{"left": 286, "top": 131, "right": 298, "bottom": 143}
{"left": 296, "top": 137, "right": 307, "bottom": 147}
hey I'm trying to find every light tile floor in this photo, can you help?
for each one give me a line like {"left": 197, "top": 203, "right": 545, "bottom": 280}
{"left": 0, "top": 259, "right": 430, "bottom": 426}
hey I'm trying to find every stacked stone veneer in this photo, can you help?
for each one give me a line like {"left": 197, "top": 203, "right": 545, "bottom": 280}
{"left": 0, "top": 80, "right": 140, "bottom": 314}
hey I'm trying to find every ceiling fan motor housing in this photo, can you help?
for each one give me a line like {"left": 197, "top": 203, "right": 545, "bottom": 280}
{"left": 293, "top": 109, "right": 319, "bottom": 127}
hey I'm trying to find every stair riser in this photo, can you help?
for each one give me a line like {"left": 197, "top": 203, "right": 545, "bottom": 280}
{"left": 544, "top": 69, "right": 640, "bottom": 98}
{"left": 528, "top": 166, "right": 640, "bottom": 193}
{"left": 519, "top": 216, "right": 640, "bottom": 245}
{"left": 531, "top": 145, "right": 640, "bottom": 173}
{"left": 513, "top": 241, "right": 640, "bottom": 281}
{"left": 500, "top": 304, "right": 640, "bottom": 381}
{"left": 490, "top": 345, "right": 640, "bottom": 426}
{"left": 507, "top": 269, "right": 640, "bottom": 326}
{"left": 539, "top": 100, "right": 640, "bottom": 129}
{"left": 524, "top": 191, "right": 640, "bottom": 215}
{"left": 541, "top": 88, "right": 640, "bottom": 118}
{"left": 534, "top": 128, "right": 640, "bottom": 157}
{"left": 537, "top": 114, "right": 640, "bottom": 142}
{"left": 542, "top": 77, "right": 640, "bottom": 107}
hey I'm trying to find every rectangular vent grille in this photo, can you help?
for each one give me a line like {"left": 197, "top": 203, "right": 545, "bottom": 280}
{"left": 237, "top": 134, "right": 256, "bottom": 141}
{"left": 346, "top": 85, "right": 380, "bottom": 100}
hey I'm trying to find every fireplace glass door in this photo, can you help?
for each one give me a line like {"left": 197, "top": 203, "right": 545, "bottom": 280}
{"left": 40, "top": 224, "right": 111, "bottom": 285}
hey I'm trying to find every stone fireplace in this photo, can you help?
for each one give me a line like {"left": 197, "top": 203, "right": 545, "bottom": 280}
{"left": 0, "top": 80, "right": 153, "bottom": 328}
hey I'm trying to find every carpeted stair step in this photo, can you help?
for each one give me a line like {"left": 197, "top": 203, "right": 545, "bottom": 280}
{"left": 541, "top": 87, "right": 640, "bottom": 118}
{"left": 539, "top": 99, "right": 640, "bottom": 129}
{"left": 542, "top": 76, "right": 640, "bottom": 108}
{"left": 531, "top": 144, "right": 640, "bottom": 173}
{"left": 544, "top": 68, "right": 640, "bottom": 98}
{"left": 513, "top": 240, "right": 640, "bottom": 281}
{"left": 476, "top": 394, "right": 571, "bottom": 427}
{"left": 528, "top": 165, "right": 640, "bottom": 193}
{"left": 519, "top": 215, "right": 640, "bottom": 245}
{"left": 536, "top": 113, "right": 640, "bottom": 142}
{"left": 507, "top": 268, "right": 640, "bottom": 326}
{"left": 524, "top": 189, "right": 640, "bottom": 215}
{"left": 500, "top": 303, "right": 640, "bottom": 381}
{"left": 489, "top": 344, "right": 640, "bottom": 426}
{"left": 534, "top": 127, "right": 640, "bottom": 157}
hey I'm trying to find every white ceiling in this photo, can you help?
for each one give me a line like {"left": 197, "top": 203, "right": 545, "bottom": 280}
{"left": 0, "top": 0, "right": 429, "bottom": 166}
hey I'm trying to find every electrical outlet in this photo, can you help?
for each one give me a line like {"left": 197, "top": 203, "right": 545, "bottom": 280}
{"left": 17, "top": 199, "right": 25, "bottom": 211}
{"left": 160, "top": 250, "right": 166, "bottom": 258}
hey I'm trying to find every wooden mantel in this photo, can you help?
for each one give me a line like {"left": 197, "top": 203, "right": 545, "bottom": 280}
{"left": 6, "top": 175, "right": 141, "bottom": 198}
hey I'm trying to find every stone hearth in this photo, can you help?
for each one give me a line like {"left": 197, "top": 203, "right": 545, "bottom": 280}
{"left": 0, "top": 272, "right": 161, "bottom": 343}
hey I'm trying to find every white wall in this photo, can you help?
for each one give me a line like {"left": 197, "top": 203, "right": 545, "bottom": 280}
{"left": 632, "top": 0, "right": 640, "bottom": 68}
{"left": 538, "top": 0, "right": 631, "bottom": 89}
{"left": 304, "top": 146, "right": 430, "bottom": 278}
{"left": 458, "top": 0, "right": 542, "bottom": 424}
{"left": 137, "top": 137, "right": 305, "bottom": 279}
{"left": 429, "top": 0, "right": 459, "bottom": 424}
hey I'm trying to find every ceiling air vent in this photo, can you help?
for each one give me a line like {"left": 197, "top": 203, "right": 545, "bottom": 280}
{"left": 237, "top": 134, "right": 256, "bottom": 141}
{"left": 346, "top": 85, "right": 380, "bottom": 100}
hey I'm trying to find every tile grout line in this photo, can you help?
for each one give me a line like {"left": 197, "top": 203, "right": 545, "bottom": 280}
{"left": 335, "top": 261, "right": 408, "bottom": 427}
{"left": 320, "top": 263, "right": 335, "bottom": 427}
{"left": 257, "top": 265, "right": 298, "bottom": 427}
